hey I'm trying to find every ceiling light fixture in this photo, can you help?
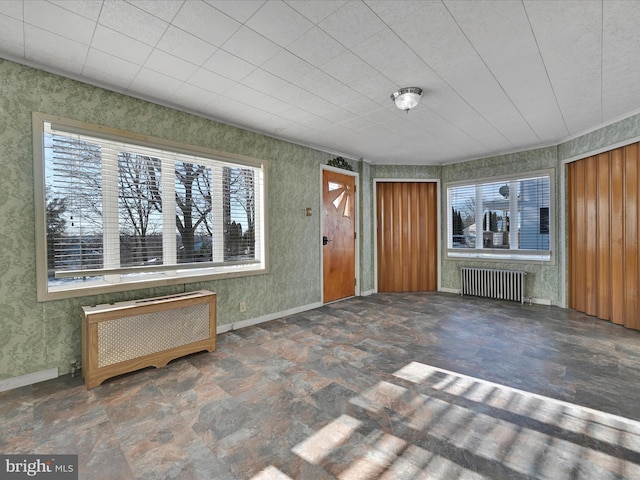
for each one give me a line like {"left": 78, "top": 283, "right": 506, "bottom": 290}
{"left": 391, "top": 87, "right": 423, "bottom": 112}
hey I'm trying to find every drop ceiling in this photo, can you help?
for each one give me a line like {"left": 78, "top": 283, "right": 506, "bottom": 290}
{"left": 1, "top": 0, "right": 640, "bottom": 165}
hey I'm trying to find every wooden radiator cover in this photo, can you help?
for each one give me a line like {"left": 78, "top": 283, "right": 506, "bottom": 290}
{"left": 81, "top": 290, "right": 216, "bottom": 388}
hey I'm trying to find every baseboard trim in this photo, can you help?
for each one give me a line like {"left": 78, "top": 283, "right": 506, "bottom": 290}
{"left": 440, "top": 288, "right": 461, "bottom": 295}
{"left": 217, "top": 301, "right": 324, "bottom": 334}
{"left": 529, "top": 298, "right": 552, "bottom": 306}
{"left": 0, "top": 367, "right": 58, "bottom": 393}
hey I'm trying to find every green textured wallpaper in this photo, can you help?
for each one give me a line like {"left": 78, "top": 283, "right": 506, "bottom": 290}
{"left": 4, "top": 55, "right": 640, "bottom": 383}
{"left": 0, "top": 59, "right": 328, "bottom": 379}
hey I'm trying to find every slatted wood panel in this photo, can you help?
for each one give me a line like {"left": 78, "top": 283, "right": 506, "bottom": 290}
{"left": 568, "top": 143, "right": 640, "bottom": 330}
{"left": 376, "top": 182, "right": 437, "bottom": 292}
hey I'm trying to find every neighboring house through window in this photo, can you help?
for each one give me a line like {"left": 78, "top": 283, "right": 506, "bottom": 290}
{"left": 447, "top": 171, "right": 553, "bottom": 262}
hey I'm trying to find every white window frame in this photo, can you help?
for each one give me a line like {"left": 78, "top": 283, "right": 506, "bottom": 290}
{"left": 445, "top": 169, "right": 554, "bottom": 263}
{"left": 33, "top": 112, "right": 268, "bottom": 301}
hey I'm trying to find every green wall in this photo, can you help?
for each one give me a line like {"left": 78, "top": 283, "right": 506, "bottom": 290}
{"left": 4, "top": 56, "right": 640, "bottom": 382}
{"left": 0, "top": 59, "right": 329, "bottom": 379}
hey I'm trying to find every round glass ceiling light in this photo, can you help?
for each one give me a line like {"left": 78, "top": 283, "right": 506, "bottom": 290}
{"left": 391, "top": 87, "right": 423, "bottom": 112}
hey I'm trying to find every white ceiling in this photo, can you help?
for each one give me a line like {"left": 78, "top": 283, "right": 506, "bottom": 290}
{"left": 2, "top": 0, "right": 640, "bottom": 165}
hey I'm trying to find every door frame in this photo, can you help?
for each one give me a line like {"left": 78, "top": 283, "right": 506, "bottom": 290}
{"left": 320, "top": 164, "right": 360, "bottom": 303}
{"left": 373, "top": 178, "right": 441, "bottom": 294}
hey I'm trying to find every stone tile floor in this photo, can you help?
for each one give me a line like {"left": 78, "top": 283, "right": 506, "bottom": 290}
{"left": 3, "top": 292, "right": 640, "bottom": 479}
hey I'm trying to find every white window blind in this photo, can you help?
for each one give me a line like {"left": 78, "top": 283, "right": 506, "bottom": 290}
{"left": 36, "top": 115, "right": 266, "bottom": 298}
{"left": 447, "top": 172, "right": 552, "bottom": 261}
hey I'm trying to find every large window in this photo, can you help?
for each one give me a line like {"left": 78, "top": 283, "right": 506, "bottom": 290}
{"left": 446, "top": 171, "right": 553, "bottom": 262}
{"left": 34, "top": 113, "right": 266, "bottom": 300}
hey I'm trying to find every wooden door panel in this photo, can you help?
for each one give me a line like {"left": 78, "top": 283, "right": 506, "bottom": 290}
{"left": 624, "top": 144, "right": 638, "bottom": 329}
{"left": 568, "top": 142, "right": 640, "bottom": 330}
{"left": 596, "top": 152, "right": 611, "bottom": 321}
{"left": 322, "top": 170, "right": 356, "bottom": 303}
{"left": 376, "top": 182, "right": 437, "bottom": 292}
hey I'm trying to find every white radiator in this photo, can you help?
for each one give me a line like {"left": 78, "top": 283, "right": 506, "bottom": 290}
{"left": 460, "top": 267, "right": 526, "bottom": 304}
{"left": 82, "top": 290, "right": 216, "bottom": 388}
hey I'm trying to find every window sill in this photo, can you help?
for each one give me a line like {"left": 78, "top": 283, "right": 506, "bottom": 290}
{"left": 37, "top": 266, "right": 268, "bottom": 302}
{"left": 446, "top": 250, "right": 552, "bottom": 264}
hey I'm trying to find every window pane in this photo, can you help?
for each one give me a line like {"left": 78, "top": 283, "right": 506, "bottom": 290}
{"left": 224, "top": 167, "right": 255, "bottom": 260}
{"left": 449, "top": 185, "right": 476, "bottom": 248}
{"left": 118, "top": 152, "right": 163, "bottom": 267}
{"left": 519, "top": 176, "right": 550, "bottom": 250}
{"left": 481, "top": 183, "right": 510, "bottom": 249}
{"left": 46, "top": 133, "right": 104, "bottom": 285}
{"left": 175, "top": 161, "right": 213, "bottom": 264}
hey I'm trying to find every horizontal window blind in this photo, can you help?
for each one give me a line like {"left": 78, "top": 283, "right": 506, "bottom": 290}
{"left": 41, "top": 119, "right": 265, "bottom": 294}
{"left": 447, "top": 173, "right": 552, "bottom": 261}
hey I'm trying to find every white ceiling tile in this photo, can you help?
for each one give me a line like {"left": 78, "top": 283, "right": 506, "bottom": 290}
{"left": 0, "top": 1, "right": 23, "bottom": 20}
{"left": 301, "top": 114, "right": 335, "bottom": 131}
{"left": 240, "top": 68, "right": 290, "bottom": 95}
{"left": 296, "top": 93, "right": 346, "bottom": 120}
{"left": 287, "top": 26, "right": 345, "bottom": 67}
{"left": 156, "top": 26, "right": 216, "bottom": 66}
{"left": 170, "top": 83, "right": 219, "bottom": 114}
{"left": 322, "top": 50, "right": 378, "bottom": 85}
{"left": 261, "top": 50, "right": 314, "bottom": 84}
{"left": 298, "top": 68, "right": 356, "bottom": 105}
{"left": 187, "top": 67, "right": 236, "bottom": 94}
{"left": 99, "top": 0, "right": 168, "bottom": 46}
{"left": 221, "top": 25, "right": 280, "bottom": 66}
{"left": 24, "top": 0, "right": 95, "bottom": 45}
{"left": 351, "top": 27, "right": 425, "bottom": 82}
{"left": 128, "top": 67, "right": 182, "bottom": 99}
{"left": 144, "top": 49, "right": 199, "bottom": 82}
{"left": 525, "top": 0, "right": 602, "bottom": 135}
{"left": 0, "top": 14, "right": 24, "bottom": 58}
{"left": 91, "top": 25, "right": 153, "bottom": 64}
{"left": 342, "top": 96, "right": 384, "bottom": 116}
{"left": 202, "top": 49, "right": 255, "bottom": 81}
{"left": 225, "top": 84, "right": 290, "bottom": 114}
{"left": 602, "top": 1, "right": 640, "bottom": 121}
{"left": 276, "top": 104, "right": 316, "bottom": 124}
{"left": 338, "top": 115, "right": 376, "bottom": 132}
{"left": 246, "top": 0, "right": 313, "bottom": 48}
{"left": 205, "top": 0, "right": 266, "bottom": 23}
{"left": 271, "top": 83, "right": 310, "bottom": 105}
{"left": 319, "top": 1, "right": 386, "bottom": 49}
{"left": 377, "top": 0, "right": 539, "bottom": 146}
{"left": 6, "top": 0, "right": 640, "bottom": 164}
{"left": 173, "top": 1, "right": 240, "bottom": 47}
{"left": 125, "top": 0, "right": 183, "bottom": 22}
{"left": 48, "top": 0, "right": 103, "bottom": 21}
{"left": 446, "top": 0, "right": 568, "bottom": 142}
{"left": 24, "top": 25, "right": 88, "bottom": 74}
{"left": 285, "top": 0, "right": 348, "bottom": 24}
{"left": 82, "top": 48, "right": 139, "bottom": 87}
{"left": 422, "top": 79, "right": 514, "bottom": 152}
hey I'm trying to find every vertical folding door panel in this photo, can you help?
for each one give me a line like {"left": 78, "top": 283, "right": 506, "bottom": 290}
{"left": 568, "top": 143, "right": 640, "bottom": 330}
{"left": 610, "top": 148, "right": 625, "bottom": 325}
{"left": 376, "top": 182, "right": 437, "bottom": 292}
{"left": 596, "top": 153, "right": 611, "bottom": 321}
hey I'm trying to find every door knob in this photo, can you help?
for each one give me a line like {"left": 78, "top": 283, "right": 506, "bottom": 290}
{"left": 323, "top": 236, "right": 331, "bottom": 245}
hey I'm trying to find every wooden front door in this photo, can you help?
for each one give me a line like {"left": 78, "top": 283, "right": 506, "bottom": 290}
{"left": 376, "top": 181, "right": 438, "bottom": 292}
{"left": 322, "top": 169, "right": 356, "bottom": 303}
